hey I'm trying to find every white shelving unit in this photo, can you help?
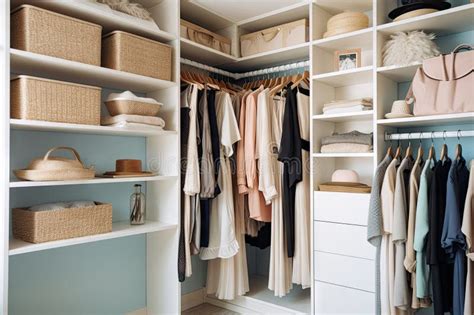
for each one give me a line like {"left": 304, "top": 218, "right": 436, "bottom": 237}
{"left": 3, "top": 0, "right": 181, "bottom": 314}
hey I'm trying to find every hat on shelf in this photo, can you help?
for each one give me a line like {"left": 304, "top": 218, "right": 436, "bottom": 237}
{"left": 323, "top": 12, "right": 369, "bottom": 38}
{"left": 14, "top": 147, "right": 95, "bottom": 181}
{"left": 388, "top": 0, "right": 451, "bottom": 21}
{"left": 103, "top": 159, "right": 154, "bottom": 178}
{"left": 319, "top": 169, "right": 371, "bottom": 193}
{"left": 385, "top": 100, "right": 414, "bottom": 119}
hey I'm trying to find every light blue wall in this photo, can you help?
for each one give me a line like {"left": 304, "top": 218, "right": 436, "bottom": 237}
{"left": 9, "top": 118, "right": 148, "bottom": 314}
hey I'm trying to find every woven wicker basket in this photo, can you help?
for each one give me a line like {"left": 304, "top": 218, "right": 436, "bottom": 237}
{"left": 105, "top": 99, "right": 162, "bottom": 116}
{"left": 11, "top": 75, "right": 101, "bottom": 125}
{"left": 11, "top": 5, "right": 102, "bottom": 65}
{"left": 102, "top": 31, "right": 172, "bottom": 81}
{"left": 12, "top": 202, "right": 113, "bottom": 244}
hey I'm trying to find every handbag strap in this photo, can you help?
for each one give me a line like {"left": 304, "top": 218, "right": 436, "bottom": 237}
{"left": 453, "top": 44, "right": 474, "bottom": 53}
{"left": 43, "top": 146, "right": 83, "bottom": 165}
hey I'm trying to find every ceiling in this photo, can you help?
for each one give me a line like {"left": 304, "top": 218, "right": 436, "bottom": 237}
{"left": 182, "top": 0, "right": 307, "bottom": 29}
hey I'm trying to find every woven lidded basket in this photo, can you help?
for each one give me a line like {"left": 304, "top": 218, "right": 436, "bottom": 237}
{"left": 12, "top": 202, "right": 112, "bottom": 244}
{"left": 11, "top": 5, "right": 102, "bottom": 65}
{"left": 11, "top": 75, "right": 101, "bottom": 125}
{"left": 324, "top": 12, "right": 369, "bottom": 38}
{"left": 102, "top": 31, "right": 172, "bottom": 81}
{"left": 105, "top": 99, "right": 162, "bottom": 116}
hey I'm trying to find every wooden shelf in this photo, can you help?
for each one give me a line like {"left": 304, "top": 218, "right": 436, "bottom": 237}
{"left": 180, "top": 38, "right": 238, "bottom": 67}
{"left": 313, "top": 28, "right": 373, "bottom": 51}
{"left": 237, "top": 2, "right": 309, "bottom": 32}
{"left": 377, "top": 112, "right": 474, "bottom": 127}
{"left": 312, "top": 66, "right": 373, "bottom": 87}
{"left": 312, "top": 110, "right": 373, "bottom": 123}
{"left": 10, "top": 49, "right": 176, "bottom": 93}
{"left": 10, "top": 119, "right": 177, "bottom": 137}
{"left": 377, "top": 4, "right": 474, "bottom": 35}
{"left": 312, "top": 153, "right": 374, "bottom": 158}
{"left": 11, "top": 0, "right": 176, "bottom": 42}
{"left": 9, "top": 220, "right": 178, "bottom": 256}
{"left": 10, "top": 176, "right": 177, "bottom": 188}
{"left": 376, "top": 63, "right": 421, "bottom": 82}
{"left": 223, "top": 42, "right": 310, "bottom": 72}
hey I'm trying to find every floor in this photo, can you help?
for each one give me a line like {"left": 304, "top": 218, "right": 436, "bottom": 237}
{"left": 183, "top": 303, "right": 240, "bottom": 315}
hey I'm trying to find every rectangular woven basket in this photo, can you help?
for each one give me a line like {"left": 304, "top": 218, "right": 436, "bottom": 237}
{"left": 11, "top": 5, "right": 102, "bottom": 65}
{"left": 10, "top": 75, "right": 101, "bottom": 125}
{"left": 102, "top": 31, "right": 172, "bottom": 81}
{"left": 12, "top": 202, "right": 113, "bottom": 244}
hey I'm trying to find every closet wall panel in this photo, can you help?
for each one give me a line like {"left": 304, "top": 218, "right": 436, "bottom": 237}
{"left": 313, "top": 281, "right": 374, "bottom": 314}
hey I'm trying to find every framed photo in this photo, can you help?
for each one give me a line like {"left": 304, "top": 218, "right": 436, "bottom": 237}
{"left": 334, "top": 48, "right": 361, "bottom": 71}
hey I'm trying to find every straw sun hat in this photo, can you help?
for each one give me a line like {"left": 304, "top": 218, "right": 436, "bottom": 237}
{"left": 103, "top": 159, "right": 154, "bottom": 178}
{"left": 319, "top": 170, "right": 371, "bottom": 193}
{"left": 385, "top": 100, "right": 414, "bottom": 119}
{"left": 14, "top": 147, "right": 95, "bottom": 181}
{"left": 323, "top": 12, "right": 369, "bottom": 38}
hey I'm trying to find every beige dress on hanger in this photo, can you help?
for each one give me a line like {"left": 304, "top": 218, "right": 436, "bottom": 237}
{"left": 292, "top": 86, "right": 311, "bottom": 289}
{"left": 268, "top": 91, "right": 293, "bottom": 297}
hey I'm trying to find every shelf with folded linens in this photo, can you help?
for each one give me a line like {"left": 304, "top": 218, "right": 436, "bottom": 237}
{"left": 10, "top": 0, "right": 177, "bottom": 43}
{"left": 312, "top": 110, "right": 373, "bottom": 123}
{"left": 9, "top": 220, "right": 178, "bottom": 256}
{"left": 312, "top": 153, "right": 374, "bottom": 158}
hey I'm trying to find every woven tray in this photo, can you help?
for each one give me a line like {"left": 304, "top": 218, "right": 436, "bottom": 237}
{"left": 12, "top": 202, "right": 112, "bottom": 243}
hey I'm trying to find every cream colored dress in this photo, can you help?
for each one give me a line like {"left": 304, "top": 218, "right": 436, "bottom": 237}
{"left": 267, "top": 92, "right": 293, "bottom": 297}
{"left": 292, "top": 87, "right": 311, "bottom": 289}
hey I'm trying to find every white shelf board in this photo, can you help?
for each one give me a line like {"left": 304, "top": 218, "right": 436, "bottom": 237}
{"left": 11, "top": 0, "right": 176, "bottom": 42}
{"left": 180, "top": 38, "right": 238, "bottom": 67}
{"left": 312, "top": 66, "right": 373, "bottom": 87}
{"left": 10, "top": 49, "right": 176, "bottom": 93}
{"left": 10, "top": 119, "right": 176, "bottom": 137}
{"left": 313, "top": 0, "right": 372, "bottom": 14}
{"left": 237, "top": 2, "right": 309, "bottom": 32}
{"left": 312, "top": 153, "right": 374, "bottom": 158}
{"left": 312, "top": 27, "right": 373, "bottom": 51}
{"left": 312, "top": 110, "right": 373, "bottom": 123}
{"left": 377, "top": 4, "right": 474, "bottom": 35}
{"left": 376, "top": 63, "right": 421, "bottom": 82}
{"left": 223, "top": 42, "right": 310, "bottom": 72}
{"left": 10, "top": 175, "right": 177, "bottom": 188}
{"left": 377, "top": 112, "right": 474, "bottom": 127}
{"left": 9, "top": 220, "right": 178, "bottom": 256}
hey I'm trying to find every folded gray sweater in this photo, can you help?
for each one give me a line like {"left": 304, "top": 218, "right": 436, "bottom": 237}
{"left": 321, "top": 130, "right": 373, "bottom": 146}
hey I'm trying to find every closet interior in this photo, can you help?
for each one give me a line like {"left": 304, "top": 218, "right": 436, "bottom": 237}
{"left": 0, "top": 0, "right": 473, "bottom": 314}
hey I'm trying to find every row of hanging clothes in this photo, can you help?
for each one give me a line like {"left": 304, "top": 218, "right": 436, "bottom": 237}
{"left": 368, "top": 131, "right": 474, "bottom": 315}
{"left": 178, "top": 66, "right": 312, "bottom": 300}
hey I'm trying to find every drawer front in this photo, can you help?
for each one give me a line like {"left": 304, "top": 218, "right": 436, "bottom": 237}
{"left": 314, "top": 281, "right": 374, "bottom": 314}
{"left": 313, "top": 191, "right": 370, "bottom": 225}
{"left": 314, "top": 221, "right": 374, "bottom": 260}
{"left": 314, "top": 251, "right": 374, "bottom": 292}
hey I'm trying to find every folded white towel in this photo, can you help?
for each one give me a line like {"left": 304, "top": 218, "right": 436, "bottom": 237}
{"left": 323, "top": 105, "right": 372, "bottom": 115}
{"left": 107, "top": 122, "right": 164, "bottom": 130}
{"left": 29, "top": 201, "right": 96, "bottom": 211}
{"left": 101, "top": 114, "right": 165, "bottom": 128}
{"left": 323, "top": 98, "right": 373, "bottom": 112}
{"left": 321, "top": 143, "right": 373, "bottom": 153}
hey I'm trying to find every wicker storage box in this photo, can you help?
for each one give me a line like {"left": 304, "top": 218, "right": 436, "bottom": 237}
{"left": 102, "top": 31, "right": 172, "bottom": 81}
{"left": 11, "top": 5, "right": 102, "bottom": 65}
{"left": 12, "top": 202, "right": 113, "bottom": 244}
{"left": 180, "top": 19, "right": 231, "bottom": 55}
{"left": 105, "top": 100, "right": 162, "bottom": 116}
{"left": 11, "top": 75, "right": 101, "bottom": 125}
{"left": 240, "top": 19, "right": 308, "bottom": 57}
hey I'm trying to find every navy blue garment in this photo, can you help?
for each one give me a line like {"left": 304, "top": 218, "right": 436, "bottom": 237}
{"left": 245, "top": 223, "right": 271, "bottom": 249}
{"left": 278, "top": 85, "right": 302, "bottom": 258}
{"left": 427, "top": 158, "right": 453, "bottom": 315}
{"left": 441, "top": 157, "right": 470, "bottom": 315}
{"left": 207, "top": 89, "right": 221, "bottom": 197}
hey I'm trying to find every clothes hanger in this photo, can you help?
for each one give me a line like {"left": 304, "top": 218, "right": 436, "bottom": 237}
{"left": 428, "top": 131, "right": 436, "bottom": 161}
{"left": 415, "top": 132, "right": 424, "bottom": 165}
{"left": 404, "top": 133, "right": 413, "bottom": 159}
{"left": 455, "top": 130, "right": 463, "bottom": 161}
{"left": 439, "top": 130, "right": 448, "bottom": 162}
{"left": 394, "top": 139, "right": 402, "bottom": 160}
{"left": 291, "top": 71, "right": 309, "bottom": 89}
{"left": 385, "top": 140, "right": 394, "bottom": 159}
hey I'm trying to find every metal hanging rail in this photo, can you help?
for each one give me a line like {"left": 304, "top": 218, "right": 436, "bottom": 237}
{"left": 385, "top": 130, "right": 474, "bottom": 141}
{"left": 180, "top": 57, "right": 309, "bottom": 80}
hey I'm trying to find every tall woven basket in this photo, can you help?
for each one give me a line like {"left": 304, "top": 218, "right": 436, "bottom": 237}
{"left": 12, "top": 202, "right": 113, "bottom": 243}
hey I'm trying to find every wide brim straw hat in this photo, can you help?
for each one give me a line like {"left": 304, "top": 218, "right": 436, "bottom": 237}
{"left": 323, "top": 12, "right": 369, "bottom": 38}
{"left": 14, "top": 147, "right": 95, "bottom": 181}
{"left": 319, "top": 169, "right": 371, "bottom": 193}
{"left": 103, "top": 159, "right": 154, "bottom": 178}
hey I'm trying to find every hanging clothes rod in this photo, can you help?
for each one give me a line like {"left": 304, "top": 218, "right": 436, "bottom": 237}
{"left": 385, "top": 130, "right": 474, "bottom": 141}
{"left": 180, "top": 57, "right": 309, "bottom": 80}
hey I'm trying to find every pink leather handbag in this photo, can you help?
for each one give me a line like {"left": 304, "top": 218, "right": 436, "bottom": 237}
{"left": 406, "top": 44, "right": 474, "bottom": 116}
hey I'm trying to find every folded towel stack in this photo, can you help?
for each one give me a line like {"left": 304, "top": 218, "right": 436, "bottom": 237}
{"left": 29, "top": 200, "right": 96, "bottom": 211}
{"left": 101, "top": 91, "right": 166, "bottom": 130}
{"left": 322, "top": 98, "right": 372, "bottom": 115}
{"left": 320, "top": 130, "right": 373, "bottom": 153}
